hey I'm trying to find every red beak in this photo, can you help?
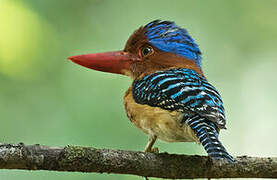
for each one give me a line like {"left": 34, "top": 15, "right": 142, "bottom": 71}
{"left": 68, "top": 51, "right": 134, "bottom": 75}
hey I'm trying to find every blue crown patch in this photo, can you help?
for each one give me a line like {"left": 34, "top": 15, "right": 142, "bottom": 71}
{"left": 144, "top": 20, "right": 202, "bottom": 67}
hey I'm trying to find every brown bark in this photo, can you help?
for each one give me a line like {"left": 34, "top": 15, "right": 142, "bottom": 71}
{"left": 0, "top": 143, "right": 276, "bottom": 179}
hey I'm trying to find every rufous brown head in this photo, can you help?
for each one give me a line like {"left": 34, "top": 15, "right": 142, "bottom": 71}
{"left": 68, "top": 20, "right": 203, "bottom": 79}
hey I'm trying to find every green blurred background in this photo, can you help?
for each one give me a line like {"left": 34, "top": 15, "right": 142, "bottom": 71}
{"left": 0, "top": 0, "right": 276, "bottom": 179}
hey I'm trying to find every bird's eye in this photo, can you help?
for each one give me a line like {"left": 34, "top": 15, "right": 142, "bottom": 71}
{"left": 140, "top": 46, "right": 154, "bottom": 57}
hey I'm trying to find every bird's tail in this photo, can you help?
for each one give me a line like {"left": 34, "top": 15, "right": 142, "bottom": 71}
{"left": 185, "top": 115, "right": 235, "bottom": 163}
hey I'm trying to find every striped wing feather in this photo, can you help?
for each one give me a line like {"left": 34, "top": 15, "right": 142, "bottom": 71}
{"left": 132, "top": 68, "right": 235, "bottom": 162}
{"left": 133, "top": 68, "right": 226, "bottom": 129}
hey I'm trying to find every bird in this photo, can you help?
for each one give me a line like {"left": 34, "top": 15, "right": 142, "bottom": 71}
{"left": 68, "top": 20, "right": 235, "bottom": 162}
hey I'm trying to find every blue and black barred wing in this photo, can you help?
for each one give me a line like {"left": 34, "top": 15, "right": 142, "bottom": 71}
{"left": 132, "top": 68, "right": 234, "bottom": 162}
{"left": 132, "top": 68, "right": 226, "bottom": 129}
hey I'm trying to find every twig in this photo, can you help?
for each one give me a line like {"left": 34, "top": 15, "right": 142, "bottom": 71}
{"left": 0, "top": 143, "right": 276, "bottom": 179}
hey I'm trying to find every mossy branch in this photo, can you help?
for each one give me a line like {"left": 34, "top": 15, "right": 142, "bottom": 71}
{"left": 0, "top": 143, "right": 276, "bottom": 179}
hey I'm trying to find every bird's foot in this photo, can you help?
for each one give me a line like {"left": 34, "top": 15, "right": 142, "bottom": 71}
{"left": 144, "top": 135, "right": 157, "bottom": 153}
{"left": 145, "top": 147, "right": 159, "bottom": 153}
{"left": 151, "top": 147, "right": 159, "bottom": 153}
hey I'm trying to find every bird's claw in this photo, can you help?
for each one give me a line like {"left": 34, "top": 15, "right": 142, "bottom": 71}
{"left": 145, "top": 147, "right": 159, "bottom": 153}
{"left": 151, "top": 147, "right": 159, "bottom": 153}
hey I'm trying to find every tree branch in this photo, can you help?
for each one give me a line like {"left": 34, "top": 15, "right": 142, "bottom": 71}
{"left": 0, "top": 143, "right": 276, "bottom": 179}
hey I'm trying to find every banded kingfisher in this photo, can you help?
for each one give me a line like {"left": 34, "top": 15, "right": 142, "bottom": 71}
{"left": 68, "top": 20, "right": 234, "bottom": 162}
